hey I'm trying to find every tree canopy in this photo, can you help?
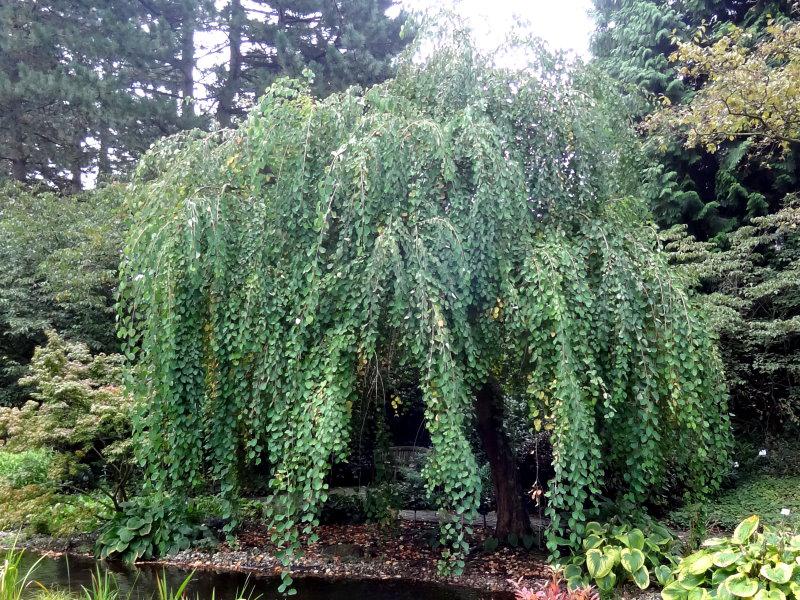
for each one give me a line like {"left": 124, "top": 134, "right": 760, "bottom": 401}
{"left": 117, "top": 33, "right": 731, "bottom": 581}
{"left": 647, "top": 19, "right": 800, "bottom": 155}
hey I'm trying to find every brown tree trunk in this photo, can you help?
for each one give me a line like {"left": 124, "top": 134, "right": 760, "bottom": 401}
{"left": 475, "top": 378, "right": 531, "bottom": 539}
{"left": 11, "top": 143, "right": 26, "bottom": 183}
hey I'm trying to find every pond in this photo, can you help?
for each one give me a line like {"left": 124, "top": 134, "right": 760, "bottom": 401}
{"left": 16, "top": 553, "right": 506, "bottom": 600}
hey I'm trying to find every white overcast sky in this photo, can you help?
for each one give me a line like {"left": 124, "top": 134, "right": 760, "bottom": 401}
{"left": 401, "top": 0, "right": 596, "bottom": 57}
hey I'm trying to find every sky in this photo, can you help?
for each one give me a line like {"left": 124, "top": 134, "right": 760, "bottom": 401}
{"left": 400, "top": 0, "right": 596, "bottom": 57}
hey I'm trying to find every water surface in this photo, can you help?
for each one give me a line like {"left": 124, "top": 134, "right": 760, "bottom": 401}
{"left": 17, "top": 553, "right": 504, "bottom": 600}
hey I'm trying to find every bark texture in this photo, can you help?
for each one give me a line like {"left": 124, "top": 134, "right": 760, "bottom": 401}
{"left": 475, "top": 378, "right": 531, "bottom": 538}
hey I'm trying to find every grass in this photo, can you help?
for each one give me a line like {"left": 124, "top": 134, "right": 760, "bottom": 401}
{"left": 155, "top": 571, "right": 194, "bottom": 600}
{"left": 0, "top": 540, "right": 43, "bottom": 600}
{"left": 81, "top": 568, "right": 118, "bottom": 600}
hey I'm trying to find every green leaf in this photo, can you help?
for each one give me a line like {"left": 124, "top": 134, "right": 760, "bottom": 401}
{"left": 587, "top": 549, "right": 613, "bottom": 579}
{"left": 585, "top": 522, "right": 604, "bottom": 535}
{"left": 662, "top": 581, "right": 690, "bottom": 600}
{"left": 117, "top": 527, "right": 134, "bottom": 543}
{"left": 759, "top": 563, "right": 793, "bottom": 584}
{"left": 678, "top": 572, "right": 707, "bottom": 589}
{"left": 596, "top": 571, "right": 617, "bottom": 592}
{"left": 656, "top": 564, "right": 674, "bottom": 586}
{"left": 628, "top": 528, "right": 646, "bottom": 550}
{"left": 731, "top": 517, "right": 760, "bottom": 545}
{"left": 717, "top": 581, "right": 736, "bottom": 600}
{"left": 688, "top": 589, "right": 711, "bottom": 600}
{"left": 713, "top": 550, "right": 742, "bottom": 568}
{"left": 724, "top": 574, "right": 759, "bottom": 598}
{"left": 688, "top": 553, "right": 716, "bottom": 575}
{"left": 633, "top": 566, "right": 651, "bottom": 590}
{"left": 583, "top": 534, "right": 603, "bottom": 550}
{"left": 567, "top": 577, "right": 586, "bottom": 591}
{"left": 621, "top": 548, "right": 646, "bottom": 573}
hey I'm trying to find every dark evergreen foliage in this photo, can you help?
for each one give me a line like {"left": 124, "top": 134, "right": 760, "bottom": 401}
{"left": 0, "top": 0, "right": 408, "bottom": 191}
{"left": 591, "top": 0, "right": 799, "bottom": 239}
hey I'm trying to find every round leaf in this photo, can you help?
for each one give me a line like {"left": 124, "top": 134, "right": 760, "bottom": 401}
{"left": 725, "top": 574, "right": 759, "bottom": 598}
{"left": 621, "top": 548, "right": 646, "bottom": 573}
{"left": 759, "top": 563, "right": 793, "bottom": 584}
{"left": 713, "top": 551, "right": 742, "bottom": 568}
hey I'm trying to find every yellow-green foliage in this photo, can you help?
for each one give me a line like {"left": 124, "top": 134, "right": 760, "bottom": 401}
{"left": 648, "top": 20, "right": 800, "bottom": 154}
{"left": 564, "top": 520, "right": 679, "bottom": 594}
{"left": 662, "top": 516, "right": 800, "bottom": 600}
{"left": 0, "top": 331, "right": 134, "bottom": 478}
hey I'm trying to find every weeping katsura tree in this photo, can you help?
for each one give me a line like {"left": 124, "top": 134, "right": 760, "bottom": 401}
{"left": 118, "top": 32, "right": 731, "bottom": 576}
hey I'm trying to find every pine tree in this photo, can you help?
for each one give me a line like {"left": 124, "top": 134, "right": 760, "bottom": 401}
{"left": 0, "top": 0, "right": 207, "bottom": 191}
{"left": 211, "top": 0, "right": 409, "bottom": 125}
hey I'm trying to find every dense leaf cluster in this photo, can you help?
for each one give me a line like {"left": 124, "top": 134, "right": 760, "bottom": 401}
{"left": 0, "top": 331, "right": 134, "bottom": 501}
{"left": 662, "top": 516, "right": 800, "bottom": 600}
{"left": 592, "top": 0, "right": 799, "bottom": 240}
{"left": 0, "top": 184, "right": 124, "bottom": 406}
{"left": 117, "top": 36, "right": 731, "bottom": 577}
{"left": 662, "top": 200, "right": 800, "bottom": 432}
{"left": 0, "top": 0, "right": 408, "bottom": 191}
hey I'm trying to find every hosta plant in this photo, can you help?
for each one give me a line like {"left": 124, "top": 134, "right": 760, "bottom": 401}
{"left": 96, "top": 495, "right": 202, "bottom": 562}
{"left": 661, "top": 516, "right": 800, "bottom": 600}
{"left": 563, "top": 521, "right": 680, "bottom": 594}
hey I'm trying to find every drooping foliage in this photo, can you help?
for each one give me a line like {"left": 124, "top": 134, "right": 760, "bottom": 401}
{"left": 118, "top": 33, "right": 731, "bottom": 576}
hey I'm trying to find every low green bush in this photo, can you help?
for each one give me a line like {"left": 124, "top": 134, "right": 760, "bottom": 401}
{"left": 0, "top": 484, "right": 109, "bottom": 536}
{"left": 661, "top": 516, "right": 800, "bottom": 600}
{"left": 96, "top": 495, "right": 202, "bottom": 562}
{"left": 562, "top": 520, "right": 680, "bottom": 594}
{"left": 0, "top": 450, "right": 53, "bottom": 488}
{"left": 669, "top": 476, "right": 800, "bottom": 532}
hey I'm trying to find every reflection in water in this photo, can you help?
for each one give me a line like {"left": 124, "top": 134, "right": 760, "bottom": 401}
{"left": 17, "top": 553, "right": 502, "bottom": 600}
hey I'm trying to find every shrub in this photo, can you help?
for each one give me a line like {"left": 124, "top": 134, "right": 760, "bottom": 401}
{"left": 96, "top": 495, "right": 203, "bottom": 562}
{"left": 661, "top": 516, "right": 800, "bottom": 600}
{"left": 0, "top": 450, "right": 53, "bottom": 488}
{"left": 509, "top": 569, "right": 599, "bottom": 600}
{"left": 562, "top": 520, "right": 680, "bottom": 594}
{"left": 0, "top": 484, "right": 110, "bottom": 536}
{"left": 662, "top": 201, "right": 800, "bottom": 433}
{"left": 0, "top": 331, "right": 135, "bottom": 505}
